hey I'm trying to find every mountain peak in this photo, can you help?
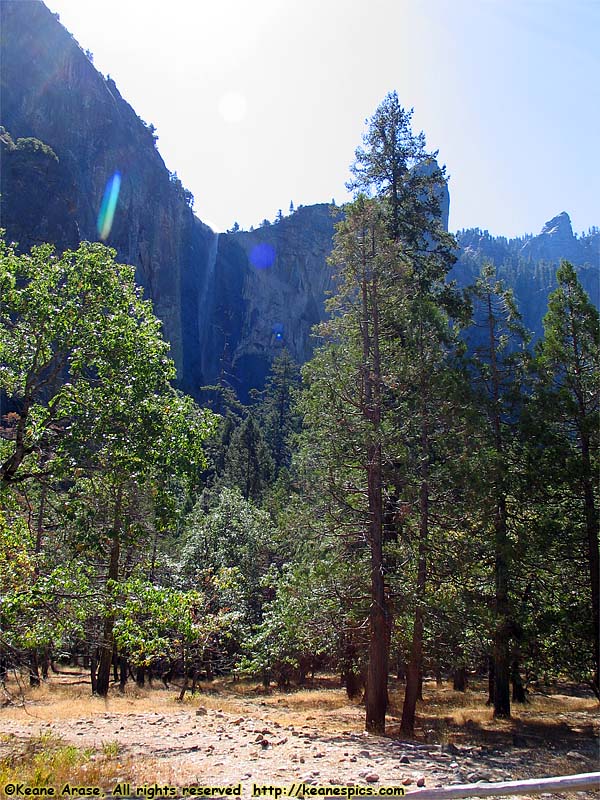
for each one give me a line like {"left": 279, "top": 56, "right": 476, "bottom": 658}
{"left": 540, "top": 211, "right": 573, "bottom": 238}
{"left": 520, "top": 211, "right": 579, "bottom": 264}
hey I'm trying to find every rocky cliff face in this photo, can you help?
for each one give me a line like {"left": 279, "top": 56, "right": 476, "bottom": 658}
{"left": 0, "top": 0, "right": 216, "bottom": 394}
{"left": 520, "top": 211, "right": 589, "bottom": 264}
{"left": 173, "top": 205, "right": 336, "bottom": 401}
{"left": 226, "top": 206, "right": 336, "bottom": 397}
{"left": 0, "top": 1, "right": 337, "bottom": 399}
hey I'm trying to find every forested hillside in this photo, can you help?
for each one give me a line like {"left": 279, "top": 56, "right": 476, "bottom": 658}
{"left": 2, "top": 90, "right": 598, "bottom": 746}
{"left": 453, "top": 217, "right": 599, "bottom": 340}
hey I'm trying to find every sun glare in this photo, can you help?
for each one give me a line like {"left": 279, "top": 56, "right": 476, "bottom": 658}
{"left": 218, "top": 91, "right": 248, "bottom": 124}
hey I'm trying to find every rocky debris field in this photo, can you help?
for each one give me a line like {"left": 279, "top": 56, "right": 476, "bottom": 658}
{"left": 1, "top": 702, "right": 598, "bottom": 796}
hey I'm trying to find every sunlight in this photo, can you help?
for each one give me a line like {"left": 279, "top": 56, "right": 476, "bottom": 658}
{"left": 218, "top": 91, "right": 248, "bottom": 124}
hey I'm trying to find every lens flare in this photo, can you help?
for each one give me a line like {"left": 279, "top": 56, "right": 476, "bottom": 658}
{"left": 249, "top": 242, "right": 275, "bottom": 269}
{"left": 97, "top": 172, "right": 122, "bottom": 240}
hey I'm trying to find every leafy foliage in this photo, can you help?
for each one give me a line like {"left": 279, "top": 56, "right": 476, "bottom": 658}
{"left": 0, "top": 97, "right": 597, "bottom": 713}
{"left": 0, "top": 237, "right": 216, "bottom": 690}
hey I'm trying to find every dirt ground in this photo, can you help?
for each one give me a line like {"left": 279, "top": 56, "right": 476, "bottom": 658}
{"left": 1, "top": 675, "right": 598, "bottom": 798}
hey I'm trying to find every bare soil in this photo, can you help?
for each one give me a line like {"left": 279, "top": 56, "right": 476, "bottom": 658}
{"left": 1, "top": 675, "right": 598, "bottom": 798}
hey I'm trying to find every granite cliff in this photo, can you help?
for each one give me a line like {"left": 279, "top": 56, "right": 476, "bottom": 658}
{"left": 0, "top": 0, "right": 338, "bottom": 399}
{"left": 521, "top": 211, "right": 584, "bottom": 264}
{"left": 0, "top": 0, "right": 219, "bottom": 394}
{"left": 1, "top": 1, "right": 597, "bottom": 400}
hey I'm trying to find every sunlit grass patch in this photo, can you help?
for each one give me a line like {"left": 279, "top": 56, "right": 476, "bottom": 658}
{"left": 100, "top": 740, "right": 120, "bottom": 758}
{"left": 0, "top": 730, "right": 163, "bottom": 794}
{"left": 1, "top": 670, "right": 166, "bottom": 721}
{"left": 0, "top": 732, "right": 94, "bottom": 791}
{"left": 1, "top": 670, "right": 597, "bottom": 749}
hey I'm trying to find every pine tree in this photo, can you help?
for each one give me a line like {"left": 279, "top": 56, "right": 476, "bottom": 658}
{"left": 347, "top": 90, "right": 448, "bottom": 247}
{"left": 300, "top": 94, "right": 460, "bottom": 733}
{"left": 222, "top": 415, "right": 273, "bottom": 503}
{"left": 348, "top": 91, "right": 456, "bottom": 732}
{"left": 468, "top": 262, "right": 531, "bottom": 718}
{"left": 302, "top": 196, "right": 399, "bottom": 732}
{"left": 397, "top": 299, "right": 469, "bottom": 734}
{"left": 538, "top": 261, "right": 599, "bottom": 696}
{"left": 254, "top": 349, "right": 301, "bottom": 473}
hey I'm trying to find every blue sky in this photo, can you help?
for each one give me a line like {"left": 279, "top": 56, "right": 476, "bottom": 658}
{"left": 46, "top": 0, "right": 599, "bottom": 237}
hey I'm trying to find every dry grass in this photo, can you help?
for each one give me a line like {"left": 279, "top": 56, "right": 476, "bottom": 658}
{"left": 2, "top": 670, "right": 598, "bottom": 744}
{"left": 386, "top": 680, "right": 599, "bottom": 746}
{"left": 2, "top": 671, "right": 364, "bottom": 732}
{"left": 388, "top": 680, "right": 598, "bottom": 719}
{"left": 2, "top": 678, "right": 166, "bottom": 722}
{"left": 0, "top": 730, "right": 168, "bottom": 795}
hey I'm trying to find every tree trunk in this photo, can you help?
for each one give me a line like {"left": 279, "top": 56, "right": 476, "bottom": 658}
{"left": 365, "top": 589, "right": 388, "bottom": 732}
{"left": 487, "top": 294, "right": 511, "bottom": 719}
{"left": 119, "top": 655, "right": 128, "bottom": 693}
{"left": 96, "top": 486, "right": 123, "bottom": 697}
{"left": 511, "top": 657, "right": 527, "bottom": 703}
{"left": 90, "top": 651, "right": 98, "bottom": 695}
{"left": 401, "top": 604, "right": 424, "bottom": 734}
{"left": 401, "top": 387, "right": 429, "bottom": 734}
{"left": 0, "top": 399, "right": 32, "bottom": 483}
{"left": 41, "top": 649, "right": 50, "bottom": 680}
{"left": 396, "top": 658, "right": 406, "bottom": 682}
{"left": 29, "top": 651, "right": 41, "bottom": 687}
{"left": 178, "top": 643, "right": 189, "bottom": 702}
{"left": 581, "top": 434, "right": 600, "bottom": 698}
{"left": 96, "top": 617, "right": 116, "bottom": 696}
{"left": 493, "top": 496, "right": 511, "bottom": 718}
{"left": 342, "top": 639, "right": 361, "bottom": 700}
{"left": 362, "top": 246, "right": 388, "bottom": 735}
{"left": 344, "top": 669, "right": 361, "bottom": 700}
{"left": 178, "top": 672, "right": 190, "bottom": 701}
{"left": 28, "top": 483, "right": 47, "bottom": 688}
{"left": 401, "top": 653, "right": 420, "bottom": 736}
{"left": 453, "top": 667, "right": 467, "bottom": 692}
{"left": 486, "top": 654, "right": 494, "bottom": 706}
{"left": 365, "top": 440, "right": 388, "bottom": 733}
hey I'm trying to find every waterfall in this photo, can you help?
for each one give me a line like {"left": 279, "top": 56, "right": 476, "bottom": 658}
{"left": 198, "top": 230, "right": 219, "bottom": 339}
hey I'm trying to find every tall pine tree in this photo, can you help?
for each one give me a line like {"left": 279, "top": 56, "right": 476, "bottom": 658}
{"left": 538, "top": 261, "right": 599, "bottom": 697}
{"left": 302, "top": 92, "right": 457, "bottom": 733}
{"left": 468, "top": 263, "right": 531, "bottom": 718}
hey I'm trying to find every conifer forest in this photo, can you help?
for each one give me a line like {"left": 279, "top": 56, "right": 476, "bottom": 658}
{"left": 2, "top": 89, "right": 598, "bottom": 751}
